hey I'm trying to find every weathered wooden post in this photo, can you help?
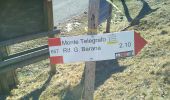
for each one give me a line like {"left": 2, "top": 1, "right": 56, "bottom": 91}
{"left": 82, "top": 0, "right": 100, "bottom": 100}
{"left": 106, "top": 0, "right": 113, "bottom": 33}
{"left": 44, "top": 0, "right": 56, "bottom": 74}
{"left": 0, "top": 47, "right": 18, "bottom": 94}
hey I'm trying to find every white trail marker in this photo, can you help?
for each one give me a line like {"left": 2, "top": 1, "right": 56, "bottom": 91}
{"left": 48, "top": 31, "right": 147, "bottom": 64}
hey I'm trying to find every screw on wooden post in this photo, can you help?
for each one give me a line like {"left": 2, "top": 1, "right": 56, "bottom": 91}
{"left": 82, "top": 0, "right": 100, "bottom": 100}
{"left": 106, "top": 0, "right": 113, "bottom": 33}
{"left": 44, "top": 0, "right": 56, "bottom": 74}
{"left": 0, "top": 46, "right": 18, "bottom": 94}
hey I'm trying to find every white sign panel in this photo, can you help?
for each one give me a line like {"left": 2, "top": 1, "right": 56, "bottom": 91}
{"left": 48, "top": 31, "right": 146, "bottom": 64}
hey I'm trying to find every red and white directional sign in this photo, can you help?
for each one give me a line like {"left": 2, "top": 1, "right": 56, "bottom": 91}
{"left": 48, "top": 31, "right": 147, "bottom": 64}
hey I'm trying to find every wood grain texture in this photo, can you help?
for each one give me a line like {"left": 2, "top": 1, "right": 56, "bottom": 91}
{"left": 0, "top": 47, "right": 18, "bottom": 94}
{"left": 44, "top": 0, "right": 56, "bottom": 74}
{"left": 0, "top": 0, "right": 47, "bottom": 42}
{"left": 0, "top": 0, "right": 49, "bottom": 94}
{"left": 82, "top": 0, "right": 100, "bottom": 100}
{"left": 106, "top": 0, "right": 113, "bottom": 33}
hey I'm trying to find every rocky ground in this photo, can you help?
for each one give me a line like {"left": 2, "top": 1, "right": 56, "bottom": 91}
{"left": 0, "top": 0, "right": 169, "bottom": 100}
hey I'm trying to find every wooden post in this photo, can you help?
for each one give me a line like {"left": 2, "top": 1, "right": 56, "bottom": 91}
{"left": 44, "top": 0, "right": 56, "bottom": 74}
{"left": 0, "top": 47, "right": 18, "bottom": 94}
{"left": 106, "top": 0, "right": 113, "bottom": 33}
{"left": 82, "top": 0, "right": 100, "bottom": 100}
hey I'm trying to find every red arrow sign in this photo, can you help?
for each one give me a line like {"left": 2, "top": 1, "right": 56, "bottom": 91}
{"left": 48, "top": 31, "right": 148, "bottom": 64}
{"left": 134, "top": 31, "right": 148, "bottom": 55}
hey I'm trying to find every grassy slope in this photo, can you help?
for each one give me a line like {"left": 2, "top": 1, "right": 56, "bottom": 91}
{"left": 95, "top": 0, "right": 170, "bottom": 99}
{"left": 1, "top": 0, "right": 169, "bottom": 100}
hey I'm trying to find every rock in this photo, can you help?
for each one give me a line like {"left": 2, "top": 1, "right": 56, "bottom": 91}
{"left": 84, "top": 11, "right": 87, "bottom": 14}
{"left": 160, "top": 30, "right": 168, "bottom": 35}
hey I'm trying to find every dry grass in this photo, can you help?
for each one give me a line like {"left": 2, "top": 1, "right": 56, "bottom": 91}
{"left": 1, "top": 0, "right": 170, "bottom": 100}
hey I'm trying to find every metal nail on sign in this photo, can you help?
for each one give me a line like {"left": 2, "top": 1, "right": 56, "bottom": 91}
{"left": 48, "top": 31, "right": 147, "bottom": 64}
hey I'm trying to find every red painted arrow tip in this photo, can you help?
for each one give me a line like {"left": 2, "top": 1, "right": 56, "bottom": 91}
{"left": 134, "top": 31, "right": 147, "bottom": 55}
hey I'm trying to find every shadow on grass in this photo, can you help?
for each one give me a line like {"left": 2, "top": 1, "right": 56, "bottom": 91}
{"left": 62, "top": 59, "right": 127, "bottom": 100}
{"left": 21, "top": 73, "right": 54, "bottom": 100}
{"left": 0, "top": 95, "right": 7, "bottom": 100}
{"left": 120, "top": 0, "right": 159, "bottom": 27}
{"left": 120, "top": 0, "right": 133, "bottom": 22}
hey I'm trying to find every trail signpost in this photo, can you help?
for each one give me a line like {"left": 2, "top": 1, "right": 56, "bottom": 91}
{"left": 48, "top": 31, "right": 147, "bottom": 64}
{"left": 47, "top": 0, "right": 148, "bottom": 100}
